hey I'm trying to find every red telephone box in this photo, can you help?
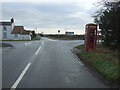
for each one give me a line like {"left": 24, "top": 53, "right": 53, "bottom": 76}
{"left": 84, "top": 23, "right": 97, "bottom": 52}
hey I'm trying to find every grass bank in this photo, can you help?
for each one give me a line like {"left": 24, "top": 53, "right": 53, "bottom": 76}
{"left": 45, "top": 35, "right": 84, "bottom": 40}
{"left": 75, "top": 44, "right": 119, "bottom": 84}
{"left": 31, "top": 35, "right": 41, "bottom": 40}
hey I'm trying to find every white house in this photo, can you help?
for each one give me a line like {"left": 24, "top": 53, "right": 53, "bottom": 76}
{"left": 0, "top": 18, "right": 31, "bottom": 40}
{"left": 65, "top": 32, "right": 74, "bottom": 35}
{"left": 0, "top": 18, "right": 15, "bottom": 40}
{"left": 11, "top": 26, "right": 31, "bottom": 40}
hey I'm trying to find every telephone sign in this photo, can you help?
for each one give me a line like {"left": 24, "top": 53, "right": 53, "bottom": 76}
{"left": 84, "top": 23, "right": 98, "bottom": 52}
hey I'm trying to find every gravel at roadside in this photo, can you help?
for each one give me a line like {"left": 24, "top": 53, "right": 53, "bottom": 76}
{"left": 0, "top": 43, "right": 13, "bottom": 47}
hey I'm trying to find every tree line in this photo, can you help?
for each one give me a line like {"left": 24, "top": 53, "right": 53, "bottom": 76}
{"left": 93, "top": 0, "right": 120, "bottom": 50}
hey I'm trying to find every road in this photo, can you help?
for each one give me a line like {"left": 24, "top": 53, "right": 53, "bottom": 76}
{"left": 2, "top": 37, "right": 108, "bottom": 88}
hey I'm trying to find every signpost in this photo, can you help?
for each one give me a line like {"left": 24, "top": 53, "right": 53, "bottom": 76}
{"left": 58, "top": 30, "right": 60, "bottom": 34}
{"left": 58, "top": 30, "right": 60, "bottom": 39}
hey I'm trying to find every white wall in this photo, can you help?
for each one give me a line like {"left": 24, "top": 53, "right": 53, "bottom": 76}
{"left": 1, "top": 25, "right": 12, "bottom": 40}
{"left": 0, "top": 26, "right": 2, "bottom": 40}
{"left": 12, "top": 34, "right": 31, "bottom": 40}
{"left": 0, "top": 23, "right": 14, "bottom": 40}
{"left": 19, "top": 35, "right": 31, "bottom": 40}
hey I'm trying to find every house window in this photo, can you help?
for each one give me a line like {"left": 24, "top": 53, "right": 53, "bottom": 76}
{"left": 3, "top": 32, "right": 7, "bottom": 39}
{"left": 14, "top": 34, "right": 18, "bottom": 38}
{"left": 3, "top": 26, "right": 7, "bottom": 31}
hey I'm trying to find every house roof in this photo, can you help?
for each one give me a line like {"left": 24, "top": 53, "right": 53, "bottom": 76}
{"left": 12, "top": 26, "right": 24, "bottom": 34}
{"left": 12, "top": 26, "right": 30, "bottom": 35}
{"left": 0, "top": 22, "right": 13, "bottom": 26}
{"left": 22, "top": 30, "right": 31, "bottom": 35}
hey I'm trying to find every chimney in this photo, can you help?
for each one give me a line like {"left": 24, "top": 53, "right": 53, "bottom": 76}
{"left": 11, "top": 18, "right": 14, "bottom": 23}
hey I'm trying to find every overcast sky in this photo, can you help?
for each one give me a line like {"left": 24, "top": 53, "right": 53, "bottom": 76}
{"left": 1, "top": 0, "right": 100, "bottom": 34}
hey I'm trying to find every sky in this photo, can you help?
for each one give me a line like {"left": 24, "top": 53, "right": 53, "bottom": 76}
{"left": 1, "top": 0, "right": 101, "bottom": 34}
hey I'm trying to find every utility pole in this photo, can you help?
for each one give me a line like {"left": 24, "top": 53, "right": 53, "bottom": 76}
{"left": 64, "top": 26, "right": 67, "bottom": 34}
{"left": 35, "top": 27, "right": 37, "bottom": 34}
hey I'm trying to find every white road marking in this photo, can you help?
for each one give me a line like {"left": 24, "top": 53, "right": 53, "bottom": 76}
{"left": 11, "top": 63, "right": 31, "bottom": 89}
{"left": 25, "top": 43, "right": 27, "bottom": 45}
{"left": 71, "top": 49, "right": 84, "bottom": 66}
{"left": 74, "top": 54, "right": 84, "bottom": 66}
{"left": 25, "top": 42, "right": 32, "bottom": 46}
{"left": 35, "top": 41, "right": 44, "bottom": 55}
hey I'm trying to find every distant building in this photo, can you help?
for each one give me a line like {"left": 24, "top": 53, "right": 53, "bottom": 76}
{"left": 0, "top": 18, "right": 32, "bottom": 40}
{"left": 65, "top": 32, "right": 74, "bottom": 35}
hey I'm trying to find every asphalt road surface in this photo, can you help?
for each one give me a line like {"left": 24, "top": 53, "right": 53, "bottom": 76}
{"left": 2, "top": 37, "right": 108, "bottom": 88}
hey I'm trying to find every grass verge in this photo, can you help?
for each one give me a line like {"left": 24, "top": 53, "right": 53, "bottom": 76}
{"left": 45, "top": 36, "right": 83, "bottom": 40}
{"left": 75, "top": 44, "right": 119, "bottom": 84}
{"left": 31, "top": 36, "right": 41, "bottom": 40}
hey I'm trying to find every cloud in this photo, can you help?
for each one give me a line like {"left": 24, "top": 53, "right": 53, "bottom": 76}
{"left": 1, "top": 1, "right": 99, "bottom": 34}
{"left": 2, "top": 0, "right": 98, "bottom": 3}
